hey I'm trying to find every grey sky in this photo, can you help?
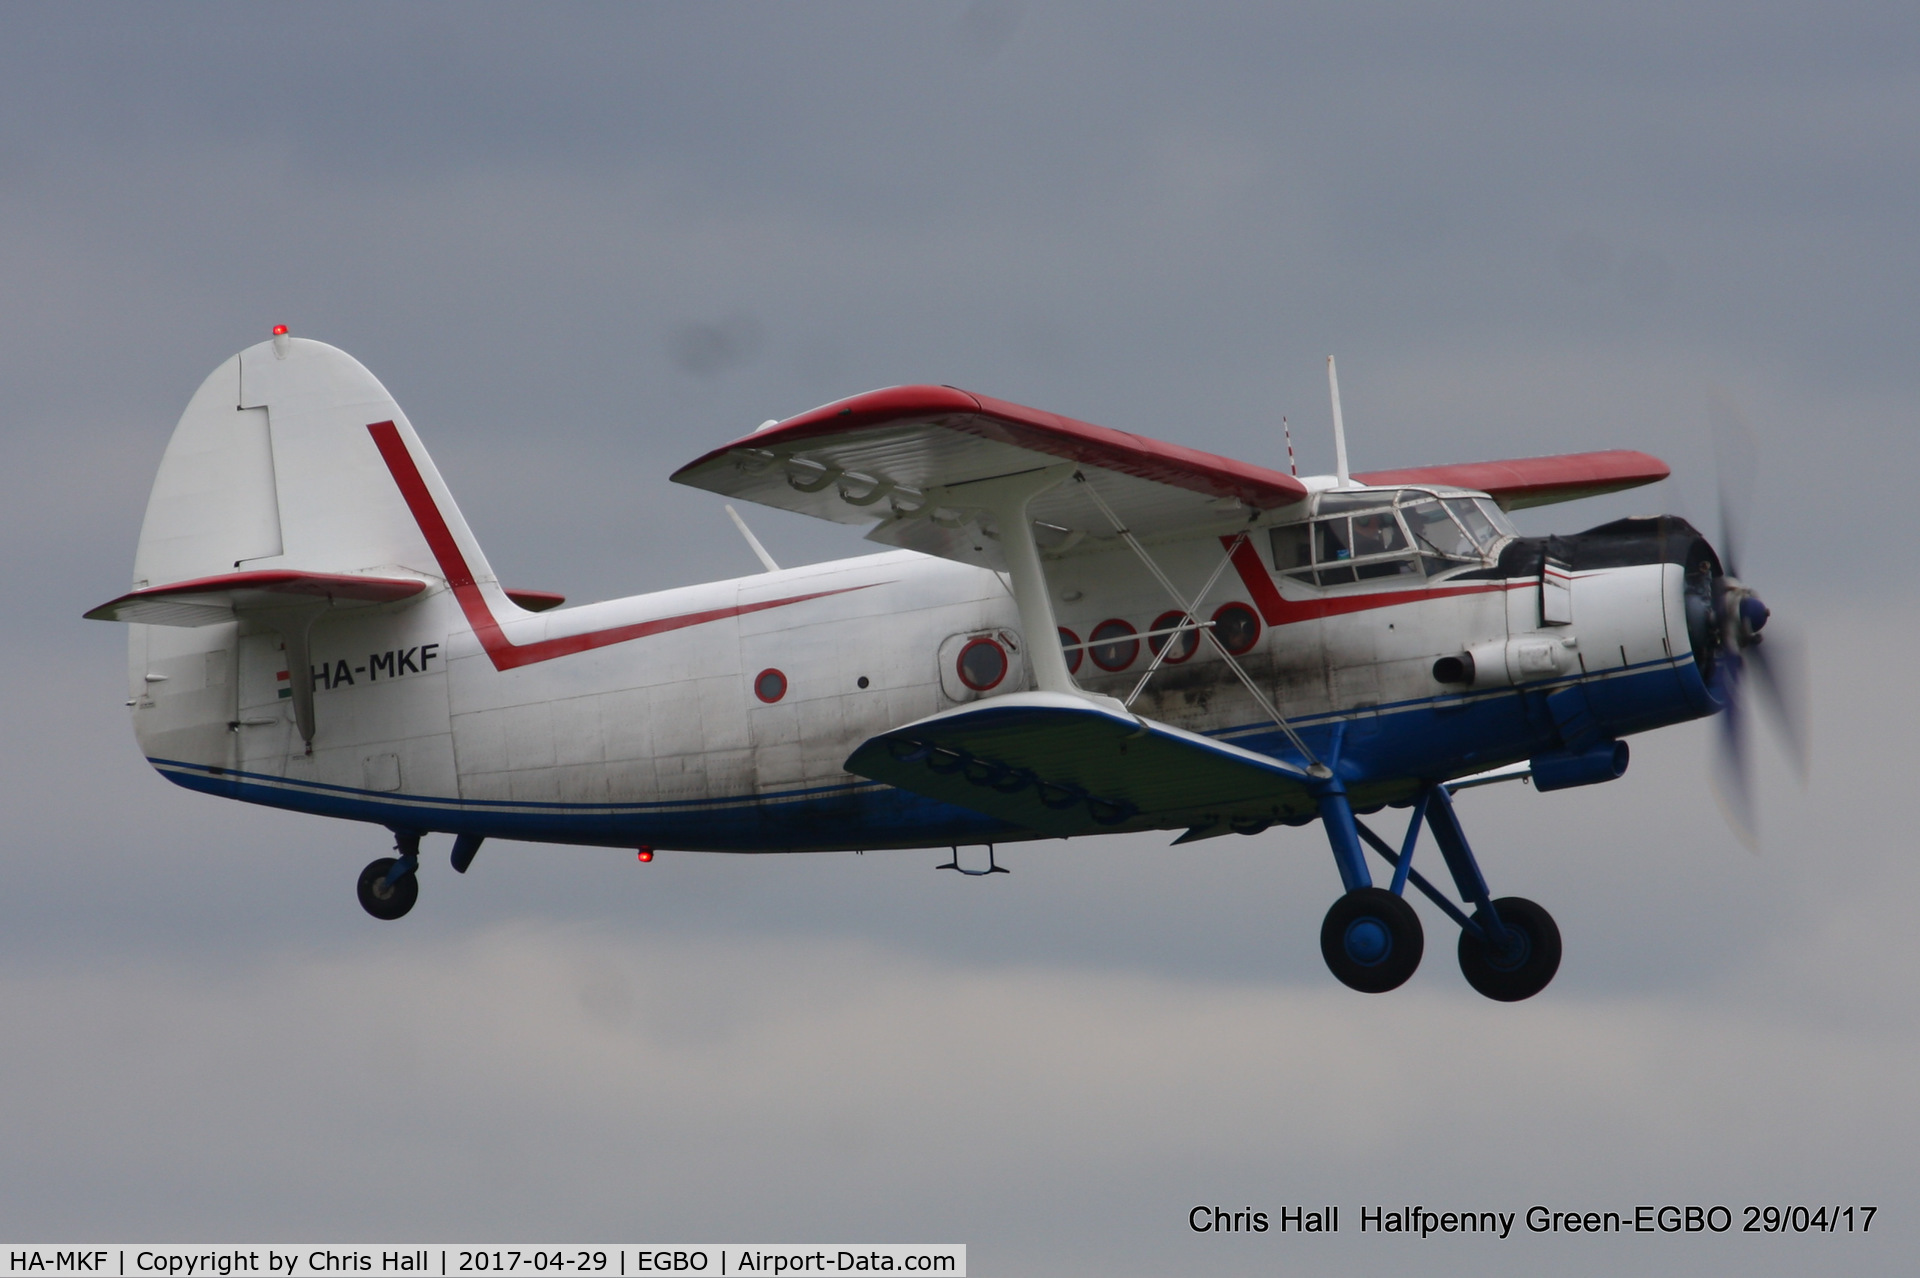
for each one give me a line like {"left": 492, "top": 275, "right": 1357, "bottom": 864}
{"left": 1, "top": 4, "right": 1912, "bottom": 1273}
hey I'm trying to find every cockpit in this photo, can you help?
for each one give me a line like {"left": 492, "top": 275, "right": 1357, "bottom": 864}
{"left": 1269, "top": 488, "right": 1517, "bottom": 587}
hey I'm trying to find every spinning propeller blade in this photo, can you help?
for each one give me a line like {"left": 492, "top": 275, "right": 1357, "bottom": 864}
{"left": 1704, "top": 398, "right": 1808, "bottom": 845}
{"left": 1746, "top": 631, "right": 1809, "bottom": 781}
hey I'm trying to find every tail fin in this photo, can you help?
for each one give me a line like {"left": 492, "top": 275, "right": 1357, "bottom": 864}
{"left": 110, "top": 334, "right": 510, "bottom": 756}
{"left": 132, "top": 334, "right": 500, "bottom": 593}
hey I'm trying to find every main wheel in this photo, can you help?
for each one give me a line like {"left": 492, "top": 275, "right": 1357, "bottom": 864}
{"left": 1320, "top": 887, "right": 1424, "bottom": 993}
{"left": 357, "top": 856, "right": 418, "bottom": 921}
{"left": 1457, "top": 896, "right": 1560, "bottom": 1001}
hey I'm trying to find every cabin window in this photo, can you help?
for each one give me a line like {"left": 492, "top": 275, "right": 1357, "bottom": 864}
{"left": 1058, "top": 626, "right": 1083, "bottom": 675}
{"left": 956, "top": 637, "right": 1008, "bottom": 691}
{"left": 754, "top": 668, "right": 787, "bottom": 703}
{"left": 1148, "top": 610, "right": 1199, "bottom": 664}
{"left": 1212, "top": 602, "right": 1262, "bottom": 655}
{"left": 1089, "top": 619, "right": 1139, "bottom": 671}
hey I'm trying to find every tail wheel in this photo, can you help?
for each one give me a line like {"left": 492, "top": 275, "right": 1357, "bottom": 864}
{"left": 1320, "top": 887, "right": 1424, "bottom": 993}
{"left": 1457, "top": 896, "right": 1561, "bottom": 1001}
{"left": 357, "top": 856, "right": 418, "bottom": 921}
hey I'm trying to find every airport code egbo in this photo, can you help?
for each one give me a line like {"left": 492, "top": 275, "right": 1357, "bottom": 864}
{"left": 3, "top": 1250, "right": 964, "bottom": 1278}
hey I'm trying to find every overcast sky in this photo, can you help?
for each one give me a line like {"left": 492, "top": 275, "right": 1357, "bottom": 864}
{"left": 1, "top": 4, "right": 1914, "bottom": 1274}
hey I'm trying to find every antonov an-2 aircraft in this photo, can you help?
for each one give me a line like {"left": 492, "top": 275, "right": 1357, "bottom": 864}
{"left": 89, "top": 330, "right": 1788, "bottom": 1000}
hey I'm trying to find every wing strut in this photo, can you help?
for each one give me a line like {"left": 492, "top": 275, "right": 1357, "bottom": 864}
{"left": 946, "top": 464, "right": 1082, "bottom": 695}
{"left": 724, "top": 504, "right": 781, "bottom": 572}
{"left": 1074, "top": 475, "right": 1329, "bottom": 776}
{"left": 1122, "top": 534, "right": 1244, "bottom": 706}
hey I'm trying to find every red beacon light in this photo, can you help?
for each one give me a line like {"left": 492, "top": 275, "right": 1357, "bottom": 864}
{"left": 270, "top": 324, "right": 291, "bottom": 359}
{"left": 637, "top": 847, "right": 654, "bottom": 863}
{"left": 270, "top": 324, "right": 289, "bottom": 336}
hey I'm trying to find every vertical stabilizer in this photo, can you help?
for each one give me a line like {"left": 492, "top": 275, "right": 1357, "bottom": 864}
{"left": 133, "top": 336, "right": 500, "bottom": 593}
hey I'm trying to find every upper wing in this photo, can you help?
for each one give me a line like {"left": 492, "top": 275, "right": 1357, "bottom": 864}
{"left": 671, "top": 385, "right": 1309, "bottom": 567}
{"left": 85, "top": 569, "right": 429, "bottom": 626}
{"left": 1354, "top": 450, "right": 1669, "bottom": 511}
{"left": 845, "top": 691, "right": 1315, "bottom": 838}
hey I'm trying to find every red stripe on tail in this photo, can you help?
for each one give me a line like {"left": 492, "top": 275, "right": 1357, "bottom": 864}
{"left": 368, "top": 420, "right": 871, "bottom": 671}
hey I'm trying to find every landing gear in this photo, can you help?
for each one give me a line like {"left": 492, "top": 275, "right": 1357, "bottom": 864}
{"left": 1317, "top": 778, "right": 1563, "bottom": 1001}
{"left": 1320, "top": 887, "right": 1424, "bottom": 992}
{"left": 357, "top": 858, "right": 417, "bottom": 919}
{"left": 357, "top": 830, "right": 421, "bottom": 920}
{"left": 1457, "top": 897, "right": 1561, "bottom": 1002}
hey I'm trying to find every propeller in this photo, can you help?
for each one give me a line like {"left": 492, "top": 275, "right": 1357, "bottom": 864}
{"left": 1704, "top": 399, "right": 1809, "bottom": 845}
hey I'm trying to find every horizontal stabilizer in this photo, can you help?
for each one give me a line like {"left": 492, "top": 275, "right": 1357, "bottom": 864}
{"left": 1355, "top": 450, "right": 1669, "bottom": 511}
{"left": 504, "top": 588, "right": 566, "bottom": 613}
{"left": 673, "top": 386, "right": 1310, "bottom": 570}
{"left": 844, "top": 691, "right": 1314, "bottom": 838}
{"left": 85, "top": 569, "right": 428, "bottom": 626}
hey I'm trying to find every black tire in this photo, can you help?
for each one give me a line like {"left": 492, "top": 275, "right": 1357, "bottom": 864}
{"left": 1320, "top": 887, "right": 1424, "bottom": 993}
{"left": 357, "top": 856, "right": 418, "bottom": 921}
{"left": 1457, "top": 896, "right": 1561, "bottom": 1001}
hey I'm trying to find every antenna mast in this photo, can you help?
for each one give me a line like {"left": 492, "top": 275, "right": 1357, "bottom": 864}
{"left": 1282, "top": 414, "right": 1297, "bottom": 477}
{"left": 1327, "top": 355, "right": 1352, "bottom": 488}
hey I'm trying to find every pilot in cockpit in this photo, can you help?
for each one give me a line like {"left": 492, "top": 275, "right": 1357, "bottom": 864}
{"left": 1351, "top": 510, "right": 1406, "bottom": 558}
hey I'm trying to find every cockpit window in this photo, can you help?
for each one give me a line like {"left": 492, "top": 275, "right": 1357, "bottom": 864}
{"left": 1267, "top": 487, "right": 1508, "bottom": 588}
{"left": 1445, "top": 498, "right": 1500, "bottom": 552}
{"left": 1351, "top": 510, "right": 1408, "bottom": 557}
{"left": 1270, "top": 522, "right": 1312, "bottom": 571}
{"left": 1314, "top": 491, "right": 1388, "bottom": 514}
{"left": 1314, "top": 517, "right": 1352, "bottom": 564}
{"left": 1403, "top": 499, "right": 1477, "bottom": 558}
{"left": 1477, "top": 498, "right": 1518, "bottom": 539}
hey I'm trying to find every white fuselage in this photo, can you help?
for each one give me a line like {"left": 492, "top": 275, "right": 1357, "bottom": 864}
{"left": 130, "top": 522, "right": 1704, "bottom": 852}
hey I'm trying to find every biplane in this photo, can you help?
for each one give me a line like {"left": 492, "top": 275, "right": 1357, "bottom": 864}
{"left": 88, "top": 332, "right": 1790, "bottom": 1000}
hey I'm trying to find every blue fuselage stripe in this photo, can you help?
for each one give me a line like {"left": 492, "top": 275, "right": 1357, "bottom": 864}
{"left": 151, "top": 659, "right": 1714, "bottom": 851}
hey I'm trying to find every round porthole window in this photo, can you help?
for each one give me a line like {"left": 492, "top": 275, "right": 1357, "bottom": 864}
{"left": 754, "top": 668, "right": 787, "bottom": 703}
{"left": 1211, "top": 601, "right": 1262, "bottom": 656}
{"left": 1057, "top": 626, "right": 1083, "bottom": 675}
{"left": 1148, "top": 610, "right": 1199, "bottom": 664}
{"left": 956, "top": 637, "right": 1008, "bottom": 691}
{"left": 1089, "top": 619, "right": 1138, "bottom": 672}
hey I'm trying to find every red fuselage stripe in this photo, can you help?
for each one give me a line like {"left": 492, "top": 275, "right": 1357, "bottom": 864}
{"left": 1224, "top": 535, "right": 1514, "bottom": 625}
{"left": 368, "top": 420, "right": 871, "bottom": 672}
